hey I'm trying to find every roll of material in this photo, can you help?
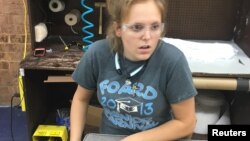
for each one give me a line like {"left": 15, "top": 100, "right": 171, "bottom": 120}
{"left": 194, "top": 104, "right": 221, "bottom": 134}
{"left": 64, "top": 9, "right": 81, "bottom": 26}
{"left": 194, "top": 91, "right": 226, "bottom": 134}
{"left": 34, "top": 23, "right": 48, "bottom": 42}
{"left": 49, "top": 0, "right": 65, "bottom": 12}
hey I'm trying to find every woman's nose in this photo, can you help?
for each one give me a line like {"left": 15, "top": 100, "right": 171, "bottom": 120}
{"left": 142, "top": 30, "right": 152, "bottom": 40}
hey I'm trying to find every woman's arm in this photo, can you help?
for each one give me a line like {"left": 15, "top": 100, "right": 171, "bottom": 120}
{"left": 121, "top": 97, "right": 196, "bottom": 141}
{"left": 70, "top": 85, "right": 95, "bottom": 141}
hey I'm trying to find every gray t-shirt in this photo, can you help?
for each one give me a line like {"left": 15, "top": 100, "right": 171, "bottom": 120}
{"left": 72, "top": 39, "right": 197, "bottom": 135}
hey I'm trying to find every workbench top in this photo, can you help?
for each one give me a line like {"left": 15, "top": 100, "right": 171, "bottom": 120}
{"left": 20, "top": 46, "right": 83, "bottom": 71}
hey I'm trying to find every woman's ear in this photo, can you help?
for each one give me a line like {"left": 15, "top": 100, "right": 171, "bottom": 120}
{"left": 113, "top": 22, "right": 122, "bottom": 37}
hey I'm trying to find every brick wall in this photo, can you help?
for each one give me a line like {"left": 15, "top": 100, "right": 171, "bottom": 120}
{"left": 0, "top": 0, "right": 31, "bottom": 105}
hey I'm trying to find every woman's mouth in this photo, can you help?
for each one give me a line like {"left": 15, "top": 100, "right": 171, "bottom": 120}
{"left": 139, "top": 45, "right": 150, "bottom": 49}
{"left": 138, "top": 45, "right": 151, "bottom": 54}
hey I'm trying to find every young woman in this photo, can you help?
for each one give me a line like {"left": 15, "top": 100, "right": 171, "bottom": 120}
{"left": 70, "top": 0, "right": 197, "bottom": 140}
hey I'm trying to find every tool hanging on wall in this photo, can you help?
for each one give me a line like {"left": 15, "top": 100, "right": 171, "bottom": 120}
{"left": 65, "top": 9, "right": 81, "bottom": 34}
{"left": 94, "top": 2, "right": 106, "bottom": 35}
{"left": 49, "top": 0, "right": 65, "bottom": 12}
{"left": 65, "top": 9, "right": 81, "bottom": 26}
{"left": 59, "top": 36, "right": 69, "bottom": 51}
{"left": 81, "top": 0, "right": 94, "bottom": 52}
{"left": 34, "top": 22, "right": 48, "bottom": 42}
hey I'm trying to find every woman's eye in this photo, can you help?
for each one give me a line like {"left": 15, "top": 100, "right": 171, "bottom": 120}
{"left": 131, "top": 24, "right": 144, "bottom": 32}
{"left": 151, "top": 24, "right": 160, "bottom": 31}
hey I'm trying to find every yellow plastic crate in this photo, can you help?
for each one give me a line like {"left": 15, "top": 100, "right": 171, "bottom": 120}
{"left": 33, "top": 125, "right": 68, "bottom": 141}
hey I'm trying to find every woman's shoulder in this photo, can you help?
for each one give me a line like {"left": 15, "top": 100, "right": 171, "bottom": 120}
{"left": 87, "top": 39, "right": 110, "bottom": 53}
{"left": 83, "top": 39, "right": 113, "bottom": 62}
{"left": 156, "top": 39, "right": 185, "bottom": 61}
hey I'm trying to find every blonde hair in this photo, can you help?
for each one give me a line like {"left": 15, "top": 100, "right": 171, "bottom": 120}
{"left": 106, "top": 0, "right": 167, "bottom": 53}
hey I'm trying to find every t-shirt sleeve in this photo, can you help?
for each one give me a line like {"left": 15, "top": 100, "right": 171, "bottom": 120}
{"left": 72, "top": 46, "right": 97, "bottom": 90}
{"left": 166, "top": 54, "right": 197, "bottom": 104}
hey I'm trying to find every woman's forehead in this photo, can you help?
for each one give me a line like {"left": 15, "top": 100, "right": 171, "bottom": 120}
{"left": 123, "top": 1, "right": 162, "bottom": 23}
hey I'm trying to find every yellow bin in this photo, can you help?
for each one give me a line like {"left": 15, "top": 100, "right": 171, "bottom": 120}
{"left": 33, "top": 125, "right": 68, "bottom": 141}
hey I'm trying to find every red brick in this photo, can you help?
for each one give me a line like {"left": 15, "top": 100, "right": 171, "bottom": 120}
{"left": 0, "top": 43, "right": 32, "bottom": 58}
{"left": 0, "top": 87, "right": 11, "bottom": 100}
{"left": 9, "top": 14, "right": 24, "bottom": 25}
{"left": 10, "top": 35, "right": 25, "bottom": 43}
{"left": 0, "top": 70, "right": 12, "bottom": 85}
{"left": 0, "top": 52, "right": 22, "bottom": 61}
{"left": 0, "top": 1, "right": 2, "bottom": 9}
{"left": 5, "top": 0, "right": 23, "bottom": 5}
{"left": 0, "top": 53, "right": 3, "bottom": 59}
{"left": 0, "top": 44, "right": 23, "bottom": 52}
{"left": 9, "top": 62, "right": 20, "bottom": 75}
{"left": 0, "top": 86, "right": 19, "bottom": 105}
{"left": 0, "top": 24, "right": 12, "bottom": 34}
{"left": 1, "top": 1, "right": 23, "bottom": 15}
{"left": 0, "top": 14, "right": 9, "bottom": 24}
{"left": 10, "top": 25, "right": 25, "bottom": 34}
{"left": 0, "top": 44, "right": 4, "bottom": 51}
{"left": 0, "top": 70, "right": 18, "bottom": 88}
{"left": 0, "top": 24, "right": 28, "bottom": 34}
{"left": 0, "top": 61, "right": 9, "bottom": 69}
{"left": 0, "top": 34, "right": 9, "bottom": 43}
